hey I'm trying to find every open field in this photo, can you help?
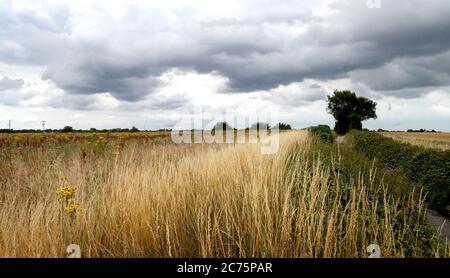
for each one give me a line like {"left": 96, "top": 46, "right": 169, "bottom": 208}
{"left": 0, "top": 132, "right": 171, "bottom": 147}
{"left": 0, "top": 131, "right": 447, "bottom": 258}
{"left": 380, "top": 132, "right": 450, "bottom": 151}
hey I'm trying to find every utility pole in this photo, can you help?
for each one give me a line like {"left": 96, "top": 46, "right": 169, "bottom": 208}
{"left": 41, "top": 121, "right": 46, "bottom": 132}
{"left": 8, "top": 120, "right": 11, "bottom": 131}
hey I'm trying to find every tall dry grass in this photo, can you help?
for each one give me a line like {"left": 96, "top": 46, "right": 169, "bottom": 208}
{"left": 0, "top": 131, "right": 446, "bottom": 257}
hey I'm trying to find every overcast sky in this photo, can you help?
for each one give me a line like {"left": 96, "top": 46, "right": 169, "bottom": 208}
{"left": 1, "top": 0, "right": 450, "bottom": 131}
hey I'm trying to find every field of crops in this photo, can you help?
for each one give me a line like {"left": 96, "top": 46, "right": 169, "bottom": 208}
{"left": 0, "top": 130, "right": 447, "bottom": 258}
{"left": 0, "top": 132, "right": 170, "bottom": 148}
{"left": 380, "top": 132, "right": 450, "bottom": 151}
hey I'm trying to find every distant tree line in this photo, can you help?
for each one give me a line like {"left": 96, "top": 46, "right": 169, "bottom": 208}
{"left": 209, "top": 122, "right": 292, "bottom": 131}
{"left": 0, "top": 126, "right": 152, "bottom": 133}
{"left": 406, "top": 129, "right": 438, "bottom": 133}
{"left": 377, "top": 128, "right": 441, "bottom": 133}
{"left": 0, "top": 122, "right": 293, "bottom": 134}
{"left": 1, "top": 123, "right": 444, "bottom": 134}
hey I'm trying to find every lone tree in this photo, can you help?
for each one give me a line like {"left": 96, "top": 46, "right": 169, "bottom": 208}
{"left": 326, "top": 90, "right": 377, "bottom": 135}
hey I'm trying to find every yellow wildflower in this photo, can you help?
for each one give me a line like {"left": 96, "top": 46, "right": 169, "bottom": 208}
{"left": 55, "top": 185, "right": 77, "bottom": 201}
{"left": 64, "top": 204, "right": 80, "bottom": 215}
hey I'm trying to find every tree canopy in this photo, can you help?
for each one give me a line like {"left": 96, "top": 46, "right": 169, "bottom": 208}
{"left": 326, "top": 90, "right": 377, "bottom": 135}
{"left": 61, "top": 126, "right": 74, "bottom": 133}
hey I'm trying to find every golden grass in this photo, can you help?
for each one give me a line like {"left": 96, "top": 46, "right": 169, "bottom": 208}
{"left": 380, "top": 132, "right": 450, "bottom": 151}
{"left": 0, "top": 131, "right": 446, "bottom": 257}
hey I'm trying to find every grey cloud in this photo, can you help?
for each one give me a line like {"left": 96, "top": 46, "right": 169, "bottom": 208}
{"left": 262, "top": 82, "right": 328, "bottom": 106}
{"left": 0, "top": 76, "right": 24, "bottom": 91}
{"left": 43, "top": 95, "right": 98, "bottom": 111}
{"left": 269, "top": 93, "right": 327, "bottom": 106}
{"left": 146, "top": 97, "right": 190, "bottom": 110}
{"left": 1, "top": 0, "right": 450, "bottom": 101}
{"left": 42, "top": 62, "right": 161, "bottom": 102}
{"left": 369, "top": 87, "right": 441, "bottom": 99}
{"left": 0, "top": 1, "right": 70, "bottom": 65}
{"left": 194, "top": 0, "right": 450, "bottom": 92}
{"left": 120, "top": 93, "right": 191, "bottom": 111}
{"left": 350, "top": 50, "right": 450, "bottom": 94}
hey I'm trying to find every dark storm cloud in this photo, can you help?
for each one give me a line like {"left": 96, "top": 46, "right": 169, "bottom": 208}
{"left": 288, "top": 89, "right": 328, "bottom": 104}
{"left": 194, "top": 0, "right": 450, "bottom": 93}
{"left": 349, "top": 50, "right": 450, "bottom": 95}
{"left": 1, "top": 0, "right": 450, "bottom": 100}
{"left": 0, "top": 76, "right": 24, "bottom": 91}
{"left": 42, "top": 60, "right": 161, "bottom": 102}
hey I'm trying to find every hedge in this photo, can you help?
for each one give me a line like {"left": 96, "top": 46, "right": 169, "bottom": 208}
{"left": 350, "top": 130, "right": 450, "bottom": 213}
{"left": 308, "top": 125, "right": 335, "bottom": 143}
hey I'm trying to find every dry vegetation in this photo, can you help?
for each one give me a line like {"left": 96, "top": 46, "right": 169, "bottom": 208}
{"left": 380, "top": 132, "right": 450, "bottom": 151}
{"left": 0, "top": 131, "right": 447, "bottom": 257}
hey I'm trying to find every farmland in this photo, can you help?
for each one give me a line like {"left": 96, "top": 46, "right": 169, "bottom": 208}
{"left": 380, "top": 132, "right": 450, "bottom": 151}
{"left": 0, "top": 130, "right": 447, "bottom": 258}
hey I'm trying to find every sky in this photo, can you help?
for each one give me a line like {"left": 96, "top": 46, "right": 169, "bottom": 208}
{"left": 1, "top": 0, "right": 450, "bottom": 131}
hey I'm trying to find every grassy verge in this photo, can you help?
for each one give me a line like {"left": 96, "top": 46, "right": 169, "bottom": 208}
{"left": 305, "top": 133, "right": 448, "bottom": 257}
{"left": 349, "top": 131, "right": 450, "bottom": 213}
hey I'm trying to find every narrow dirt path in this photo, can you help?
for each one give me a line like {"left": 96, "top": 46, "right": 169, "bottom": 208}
{"left": 337, "top": 135, "right": 345, "bottom": 144}
{"left": 427, "top": 210, "right": 450, "bottom": 242}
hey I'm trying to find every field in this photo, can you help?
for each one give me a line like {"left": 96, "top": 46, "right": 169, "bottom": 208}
{"left": 380, "top": 132, "right": 450, "bottom": 151}
{"left": 0, "top": 131, "right": 448, "bottom": 258}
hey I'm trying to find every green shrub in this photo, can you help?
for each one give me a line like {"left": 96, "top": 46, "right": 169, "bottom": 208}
{"left": 61, "top": 126, "right": 74, "bottom": 133}
{"left": 350, "top": 130, "right": 450, "bottom": 213}
{"left": 309, "top": 125, "right": 334, "bottom": 143}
